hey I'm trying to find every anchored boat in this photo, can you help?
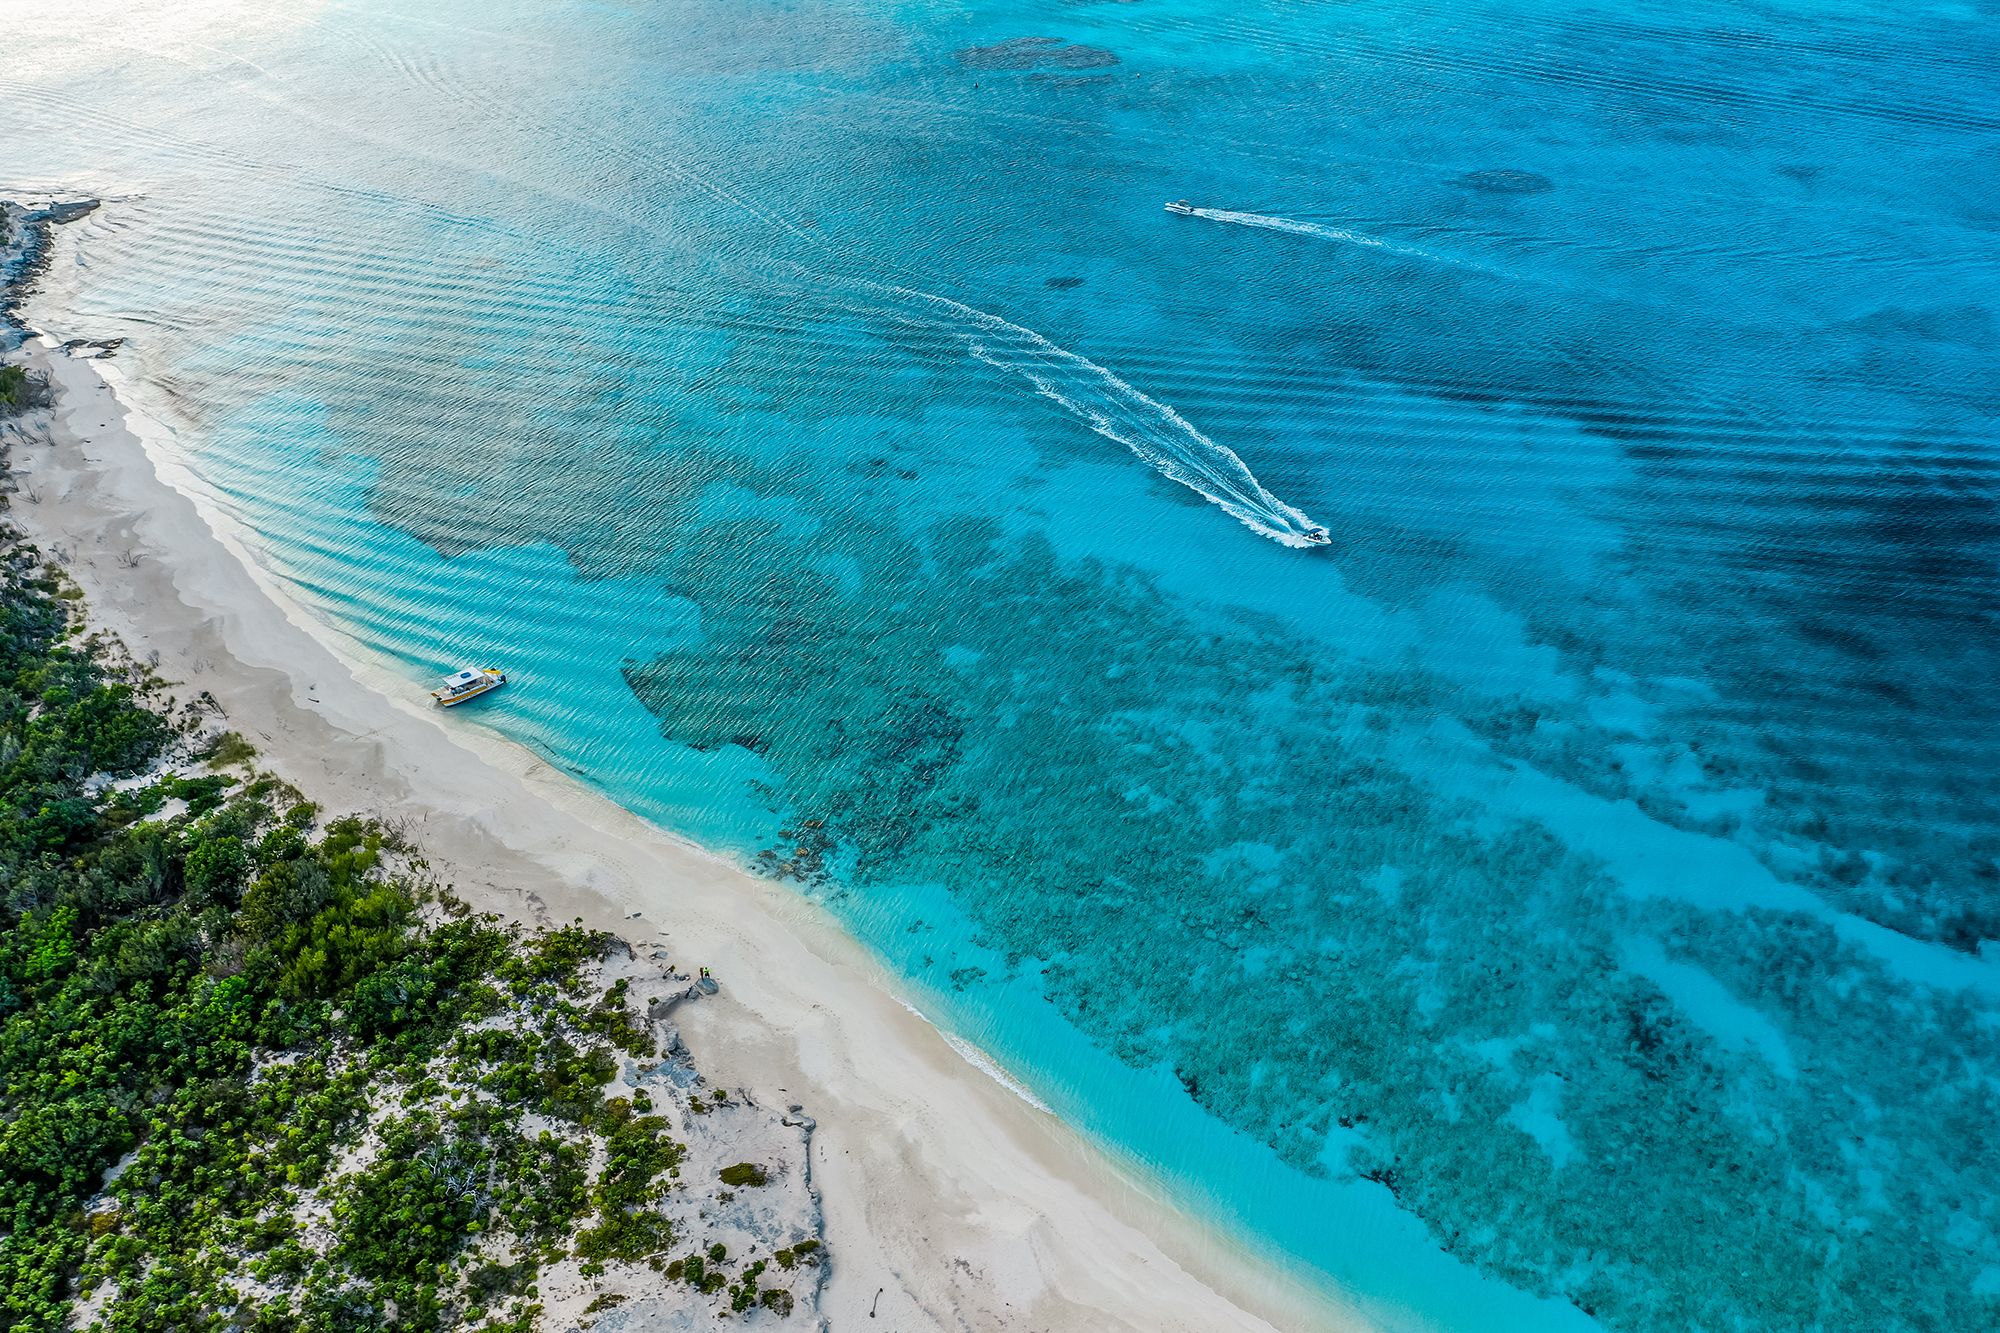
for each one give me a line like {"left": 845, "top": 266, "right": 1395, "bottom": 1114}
{"left": 431, "top": 666, "right": 507, "bottom": 707}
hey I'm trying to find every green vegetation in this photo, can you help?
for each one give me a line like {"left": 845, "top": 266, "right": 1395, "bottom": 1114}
{"left": 661, "top": 1235, "right": 799, "bottom": 1316}
{"left": 0, "top": 364, "right": 50, "bottom": 417}
{"left": 0, "top": 365, "right": 33, "bottom": 412}
{"left": 198, "top": 729, "right": 256, "bottom": 769}
{"left": 771, "top": 1240, "right": 818, "bottom": 1271}
{"left": 572, "top": 1114, "right": 682, "bottom": 1267}
{"left": 717, "top": 1162, "right": 767, "bottom": 1188}
{"left": 0, "top": 530, "right": 803, "bottom": 1330}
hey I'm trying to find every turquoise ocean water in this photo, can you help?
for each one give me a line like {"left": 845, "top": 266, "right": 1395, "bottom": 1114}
{"left": 7, "top": 1, "right": 1999, "bottom": 1327}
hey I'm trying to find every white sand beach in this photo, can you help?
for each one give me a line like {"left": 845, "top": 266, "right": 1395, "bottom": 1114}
{"left": 7, "top": 232, "right": 1363, "bottom": 1333}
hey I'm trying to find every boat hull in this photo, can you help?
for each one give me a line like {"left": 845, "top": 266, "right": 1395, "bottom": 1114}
{"left": 431, "top": 669, "right": 507, "bottom": 706}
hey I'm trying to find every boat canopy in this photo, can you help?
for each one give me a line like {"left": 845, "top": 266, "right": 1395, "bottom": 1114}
{"left": 442, "top": 669, "right": 483, "bottom": 688}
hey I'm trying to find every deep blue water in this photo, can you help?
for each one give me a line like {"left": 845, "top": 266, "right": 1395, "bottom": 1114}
{"left": 7, "top": 0, "right": 2000, "bottom": 1327}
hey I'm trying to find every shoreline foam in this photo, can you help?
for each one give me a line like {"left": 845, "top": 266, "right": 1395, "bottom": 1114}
{"left": 6, "top": 218, "right": 1362, "bottom": 1333}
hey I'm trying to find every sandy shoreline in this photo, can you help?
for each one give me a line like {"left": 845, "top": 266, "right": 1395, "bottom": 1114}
{"left": 6, "top": 228, "right": 1362, "bottom": 1332}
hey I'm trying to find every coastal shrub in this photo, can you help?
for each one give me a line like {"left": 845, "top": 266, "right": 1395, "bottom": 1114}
{"left": 524, "top": 1036, "right": 618, "bottom": 1123}
{"left": 200, "top": 729, "right": 256, "bottom": 768}
{"left": 0, "top": 363, "right": 41, "bottom": 411}
{"left": 572, "top": 1114, "right": 681, "bottom": 1262}
{"left": 333, "top": 1117, "right": 490, "bottom": 1288}
{"left": 0, "top": 529, "right": 813, "bottom": 1332}
{"left": 573, "top": 1211, "right": 672, "bottom": 1265}
{"left": 469, "top": 1261, "right": 534, "bottom": 1299}
{"left": 158, "top": 769, "right": 232, "bottom": 815}
{"left": 717, "top": 1161, "right": 768, "bottom": 1188}
{"left": 182, "top": 832, "right": 248, "bottom": 904}
{"left": 582, "top": 983, "right": 656, "bottom": 1056}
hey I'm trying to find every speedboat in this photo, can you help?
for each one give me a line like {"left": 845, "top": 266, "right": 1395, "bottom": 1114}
{"left": 1301, "top": 525, "right": 1331, "bottom": 546}
{"left": 1164, "top": 199, "right": 1195, "bottom": 215}
{"left": 431, "top": 666, "right": 507, "bottom": 707}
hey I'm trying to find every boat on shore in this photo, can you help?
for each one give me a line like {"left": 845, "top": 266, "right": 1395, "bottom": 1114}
{"left": 431, "top": 665, "right": 507, "bottom": 706}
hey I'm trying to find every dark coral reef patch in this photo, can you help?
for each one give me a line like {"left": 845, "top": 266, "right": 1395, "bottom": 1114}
{"left": 956, "top": 37, "right": 1120, "bottom": 72}
{"left": 1456, "top": 169, "right": 1554, "bottom": 195}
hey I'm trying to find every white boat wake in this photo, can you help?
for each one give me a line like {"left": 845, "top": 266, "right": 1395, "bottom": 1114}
{"left": 561, "top": 128, "right": 1335, "bottom": 551}
{"left": 877, "top": 283, "right": 1330, "bottom": 549}
{"left": 1186, "top": 207, "right": 1493, "bottom": 275}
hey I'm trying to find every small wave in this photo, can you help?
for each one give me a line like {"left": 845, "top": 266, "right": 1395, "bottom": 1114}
{"left": 940, "top": 1032, "right": 1056, "bottom": 1114}
{"left": 896, "top": 998, "right": 1054, "bottom": 1114}
{"left": 878, "top": 284, "right": 1330, "bottom": 548}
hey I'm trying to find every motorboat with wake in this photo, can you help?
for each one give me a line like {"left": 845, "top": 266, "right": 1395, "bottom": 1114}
{"left": 1301, "top": 525, "right": 1331, "bottom": 546}
{"left": 1164, "top": 199, "right": 1196, "bottom": 215}
{"left": 431, "top": 665, "right": 507, "bottom": 706}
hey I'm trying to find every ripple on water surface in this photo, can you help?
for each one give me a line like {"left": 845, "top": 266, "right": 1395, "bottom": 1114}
{"left": 9, "top": 0, "right": 2000, "bottom": 1328}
